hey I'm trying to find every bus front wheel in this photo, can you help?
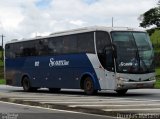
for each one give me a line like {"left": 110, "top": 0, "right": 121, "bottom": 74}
{"left": 22, "top": 77, "right": 32, "bottom": 92}
{"left": 84, "top": 77, "right": 97, "bottom": 95}
{"left": 116, "top": 89, "right": 128, "bottom": 95}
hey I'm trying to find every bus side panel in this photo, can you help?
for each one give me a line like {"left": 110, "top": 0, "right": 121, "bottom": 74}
{"left": 42, "top": 53, "right": 100, "bottom": 89}
{"left": 5, "top": 58, "right": 26, "bottom": 86}
{"left": 86, "top": 54, "right": 107, "bottom": 89}
{"left": 87, "top": 54, "right": 116, "bottom": 90}
{"left": 5, "top": 53, "right": 101, "bottom": 90}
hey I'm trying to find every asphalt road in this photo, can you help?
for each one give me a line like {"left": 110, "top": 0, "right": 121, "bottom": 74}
{"left": 1, "top": 85, "right": 160, "bottom": 100}
{"left": 0, "top": 101, "right": 114, "bottom": 119}
{"left": 1, "top": 85, "right": 160, "bottom": 118}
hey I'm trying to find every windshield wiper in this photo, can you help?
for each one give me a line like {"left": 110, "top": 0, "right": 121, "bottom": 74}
{"left": 139, "top": 56, "right": 150, "bottom": 73}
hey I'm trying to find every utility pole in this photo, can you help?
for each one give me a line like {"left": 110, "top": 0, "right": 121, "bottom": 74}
{"left": 0, "top": 34, "right": 5, "bottom": 61}
{"left": 112, "top": 17, "right": 114, "bottom": 27}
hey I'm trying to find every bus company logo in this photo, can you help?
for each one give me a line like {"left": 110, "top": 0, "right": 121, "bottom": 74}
{"left": 49, "top": 58, "right": 69, "bottom": 67}
{"left": 119, "top": 62, "right": 133, "bottom": 67}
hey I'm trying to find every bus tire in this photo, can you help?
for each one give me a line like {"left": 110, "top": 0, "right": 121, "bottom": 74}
{"left": 22, "top": 77, "right": 32, "bottom": 92}
{"left": 84, "top": 76, "right": 97, "bottom": 95}
{"left": 116, "top": 89, "right": 128, "bottom": 95}
{"left": 49, "top": 88, "right": 61, "bottom": 93}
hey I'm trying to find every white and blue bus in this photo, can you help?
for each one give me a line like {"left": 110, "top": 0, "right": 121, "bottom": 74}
{"left": 5, "top": 26, "right": 156, "bottom": 95}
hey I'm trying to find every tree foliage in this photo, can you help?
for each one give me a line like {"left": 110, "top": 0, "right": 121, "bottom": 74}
{"left": 0, "top": 46, "right": 2, "bottom": 51}
{"left": 140, "top": 6, "right": 160, "bottom": 28}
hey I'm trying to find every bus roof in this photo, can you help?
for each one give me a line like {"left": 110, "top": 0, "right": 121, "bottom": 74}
{"left": 6, "top": 26, "right": 145, "bottom": 44}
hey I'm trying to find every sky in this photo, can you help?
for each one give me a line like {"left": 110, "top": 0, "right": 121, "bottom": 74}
{"left": 0, "top": 0, "right": 158, "bottom": 44}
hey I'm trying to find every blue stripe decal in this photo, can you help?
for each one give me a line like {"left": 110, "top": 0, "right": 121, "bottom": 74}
{"left": 5, "top": 53, "right": 101, "bottom": 90}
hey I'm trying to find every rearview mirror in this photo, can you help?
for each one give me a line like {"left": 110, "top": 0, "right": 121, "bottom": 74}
{"left": 112, "top": 44, "right": 117, "bottom": 59}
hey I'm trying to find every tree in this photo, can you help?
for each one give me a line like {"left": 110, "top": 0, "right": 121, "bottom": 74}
{"left": 139, "top": 6, "right": 160, "bottom": 28}
{"left": 0, "top": 46, "right": 2, "bottom": 51}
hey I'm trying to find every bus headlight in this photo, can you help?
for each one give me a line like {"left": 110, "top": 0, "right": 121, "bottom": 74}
{"left": 117, "top": 77, "right": 129, "bottom": 83}
{"left": 149, "top": 77, "right": 156, "bottom": 81}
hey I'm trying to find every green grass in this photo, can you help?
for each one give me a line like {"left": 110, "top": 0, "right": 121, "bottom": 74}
{"left": 155, "top": 79, "right": 160, "bottom": 88}
{"left": 0, "top": 79, "right": 5, "bottom": 84}
{"left": 0, "top": 66, "right": 4, "bottom": 79}
{"left": 0, "top": 61, "right": 3, "bottom": 67}
{"left": 151, "top": 29, "right": 160, "bottom": 45}
{"left": 150, "top": 29, "right": 160, "bottom": 55}
{"left": 156, "top": 68, "right": 160, "bottom": 77}
{"left": 155, "top": 68, "right": 160, "bottom": 88}
{"left": 150, "top": 28, "right": 160, "bottom": 43}
{"left": 149, "top": 29, "right": 160, "bottom": 88}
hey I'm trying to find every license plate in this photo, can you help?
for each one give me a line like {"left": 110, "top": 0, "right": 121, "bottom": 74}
{"left": 137, "top": 84, "right": 144, "bottom": 88}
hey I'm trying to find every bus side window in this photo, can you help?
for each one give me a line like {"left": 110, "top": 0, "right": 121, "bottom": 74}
{"left": 48, "top": 39, "right": 56, "bottom": 54}
{"left": 20, "top": 41, "right": 37, "bottom": 57}
{"left": 96, "top": 31, "right": 114, "bottom": 71}
{"left": 62, "top": 35, "right": 77, "bottom": 54}
{"left": 48, "top": 37, "right": 63, "bottom": 55}
{"left": 37, "top": 39, "right": 50, "bottom": 55}
{"left": 77, "top": 32, "right": 95, "bottom": 53}
{"left": 5, "top": 44, "right": 14, "bottom": 59}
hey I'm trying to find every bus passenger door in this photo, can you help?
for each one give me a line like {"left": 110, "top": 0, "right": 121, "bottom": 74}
{"left": 105, "top": 70, "right": 116, "bottom": 90}
{"left": 104, "top": 47, "right": 116, "bottom": 90}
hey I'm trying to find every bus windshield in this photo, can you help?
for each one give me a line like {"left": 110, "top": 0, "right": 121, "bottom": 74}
{"left": 111, "top": 31, "right": 155, "bottom": 74}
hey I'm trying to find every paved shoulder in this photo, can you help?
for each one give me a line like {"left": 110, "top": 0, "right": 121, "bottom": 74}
{"left": 0, "top": 85, "right": 160, "bottom": 118}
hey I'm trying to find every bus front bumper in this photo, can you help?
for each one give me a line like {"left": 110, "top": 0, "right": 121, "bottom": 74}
{"left": 116, "top": 80, "right": 156, "bottom": 90}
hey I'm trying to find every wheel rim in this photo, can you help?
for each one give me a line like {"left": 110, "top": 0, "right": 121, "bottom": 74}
{"left": 84, "top": 77, "right": 94, "bottom": 93}
{"left": 85, "top": 80, "right": 93, "bottom": 91}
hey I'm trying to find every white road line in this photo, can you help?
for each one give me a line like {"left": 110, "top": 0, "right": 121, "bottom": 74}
{"left": 30, "top": 100, "right": 152, "bottom": 103}
{"left": 10, "top": 98, "right": 117, "bottom": 100}
{"left": 9, "top": 97, "right": 131, "bottom": 101}
{"left": 110, "top": 97, "right": 160, "bottom": 102}
{"left": 69, "top": 104, "right": 160, "bottom": 107}
{"left": 103, "top": 108, "right": 160, "bottom": 111}
{"left": 0, "top": 101, "right": 116, "bottom": 119}
{"left": 8, "top": 97, "right": 160, "bottom": 103}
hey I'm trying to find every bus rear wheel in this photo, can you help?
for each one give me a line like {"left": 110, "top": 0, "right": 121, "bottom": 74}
{"left": 84, "top": 77, "right": 97, "bottom": 95}
{"left": 49, "top": 88, "right": 61, "bottom": 93}
{"left": 22, "top": 77, "right": 32, "bottom": 92}
{"left": 116, "top": 89, "right": 128, "bottom": 95}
